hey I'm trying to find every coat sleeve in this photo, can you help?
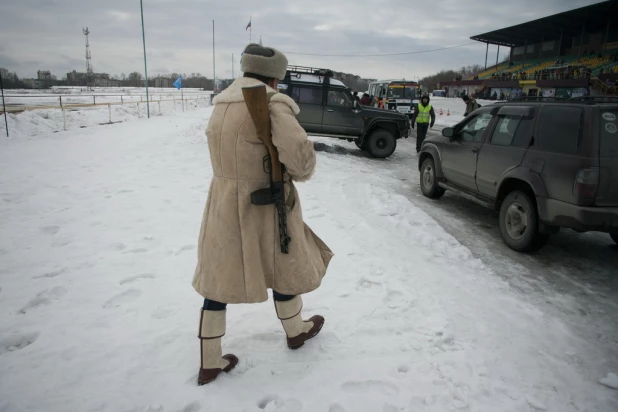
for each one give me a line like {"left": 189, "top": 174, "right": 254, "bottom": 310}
{"left": 270, "top": 102, "right": 316, "bottom": 182}
{"left": 430, "top": 107, "right": 436, "bottom": 126}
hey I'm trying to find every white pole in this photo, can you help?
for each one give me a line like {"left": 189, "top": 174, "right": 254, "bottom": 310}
{"left": 108, "top": 104, "right": 112, "bottom": 123}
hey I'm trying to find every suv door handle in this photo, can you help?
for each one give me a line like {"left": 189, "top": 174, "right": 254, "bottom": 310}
{"left": 326, "top": 109, "right": 334, "bottom": 112}
{"left": 471, "top": 147, "right": 479, "bottom": 153}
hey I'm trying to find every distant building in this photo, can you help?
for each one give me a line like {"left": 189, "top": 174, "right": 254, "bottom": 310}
{"left": 66, "top": 70, "right": 116, "bottom": 87}
{"left": 23, "top": 78, "right": 42, "bottom": 89}
{"left": 155, "top": 77, "right": 172, "bottom": 88}
{"left": 37, "top": 70, "right": 56, "bottom": 81}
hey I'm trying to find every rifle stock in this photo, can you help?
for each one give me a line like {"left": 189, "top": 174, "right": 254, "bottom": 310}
{"left": 241, "top": 85, "right": 282, "bottom": 182}
{"left": 242, "top": 84, "right": 291, "bottom": 253}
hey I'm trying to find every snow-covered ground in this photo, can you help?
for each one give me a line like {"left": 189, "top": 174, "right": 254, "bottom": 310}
{"left": 0, "top": 107, "right": 616, "bottom": 412}
{"left": 2, "top": 97, "right": 210, "bottom": 139}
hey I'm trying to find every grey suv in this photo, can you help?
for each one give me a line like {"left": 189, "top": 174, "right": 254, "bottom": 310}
{"left": 277, "top": 66, "right": 410, "bottom": 158}
{"left": 418, "top": 97, "right": 618, "bottom": 252}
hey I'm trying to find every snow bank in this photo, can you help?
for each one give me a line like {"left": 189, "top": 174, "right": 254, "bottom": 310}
{"left": 3, "top": 98, "right": 210, "bottom": 139}
{"left": 0, "top": 108, "right": 615, "bottom": 412}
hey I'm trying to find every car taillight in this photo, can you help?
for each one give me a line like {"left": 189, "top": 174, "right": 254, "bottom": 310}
{"left": 573, "top": 168, "right": 599, "bottom": 198}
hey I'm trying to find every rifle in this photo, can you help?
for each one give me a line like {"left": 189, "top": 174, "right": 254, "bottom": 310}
{"left": 242, "top": 84, "right": 291, "bottom": 254}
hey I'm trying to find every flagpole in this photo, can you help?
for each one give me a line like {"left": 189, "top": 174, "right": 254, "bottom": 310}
{"left": 213, "top": 20, "right": 216, "bottom": 94}
{"left": 139, "top": 0, "right": 150, "bottom": 118}
{"left": 250, "top": 16, "right": 252, "bottom": 43}
{"left": 232, "top": 53, "right": 235, "bottom": 79}
{"left": 0, "top": 70, "right": 8, "bottom": 137}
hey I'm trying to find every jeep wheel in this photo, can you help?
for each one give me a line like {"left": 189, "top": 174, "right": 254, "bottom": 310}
{"left": 355, "top": 138, "right": 364, "bottom": 149}
{"left": 366, "top": 129, "right": 397, "bottom": 158}
{"left": 611, "top": 233, "right": 618, "bottom": 245}
{"left": 499, "top": 191, "right": 549, "bottom": 252}
{"left": 420, "top": 157, "right": 445, "bottom": 199}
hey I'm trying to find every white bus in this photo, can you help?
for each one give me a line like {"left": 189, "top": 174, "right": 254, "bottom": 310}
{"left": 367, "top": 80, "right": 421, "bottom": 117}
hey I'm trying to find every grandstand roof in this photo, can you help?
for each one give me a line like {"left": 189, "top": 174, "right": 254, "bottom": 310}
{"left": 470, "top": 1, "right": 618, "bottom": 47}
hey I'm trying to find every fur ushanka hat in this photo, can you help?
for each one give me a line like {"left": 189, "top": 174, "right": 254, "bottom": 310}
{"left": 241, "top": 43, "right": 288, "bottom": 80}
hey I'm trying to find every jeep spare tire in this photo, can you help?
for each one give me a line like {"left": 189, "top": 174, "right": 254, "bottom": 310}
{"left": 366, "top": 129, "right": 396, "bottom": 158}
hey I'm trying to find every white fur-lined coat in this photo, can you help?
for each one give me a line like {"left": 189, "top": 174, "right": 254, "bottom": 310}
{"left": 192, "top": 77, "right": 333, "bottom": 303}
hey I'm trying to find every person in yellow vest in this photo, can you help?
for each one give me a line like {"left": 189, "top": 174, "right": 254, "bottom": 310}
{"left": 411, "top": 94, "right": 436, "bottom": 153}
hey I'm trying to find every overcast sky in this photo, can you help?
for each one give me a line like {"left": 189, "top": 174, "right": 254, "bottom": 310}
{"left": 0, "top": 0, "right": 604, "bottom": 81}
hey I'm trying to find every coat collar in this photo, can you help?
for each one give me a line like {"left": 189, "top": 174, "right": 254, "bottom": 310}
{"left": 213, "top": 77, "right": 300, "bottom": 115}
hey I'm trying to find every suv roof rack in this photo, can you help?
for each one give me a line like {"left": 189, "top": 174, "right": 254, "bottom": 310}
{"left": 286, "top": 65, "right": 333, "bottom": 77}
{"left": 510, "top": 96, "right": 618, "bottom": 104}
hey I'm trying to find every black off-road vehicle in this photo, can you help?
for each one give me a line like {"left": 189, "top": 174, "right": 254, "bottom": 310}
{"left": 277, "top": 66, "right": 410, "bottom": 158}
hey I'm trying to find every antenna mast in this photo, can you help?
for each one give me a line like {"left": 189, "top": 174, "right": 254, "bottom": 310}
{"left": 83, "top": 27, "right": 94, "bottom": 89}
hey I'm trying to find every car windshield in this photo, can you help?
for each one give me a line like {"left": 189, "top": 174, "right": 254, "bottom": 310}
{"left": 387, "top": 85, "right": 418, "bottom": 99}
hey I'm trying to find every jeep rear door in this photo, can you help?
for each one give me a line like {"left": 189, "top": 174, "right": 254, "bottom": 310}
{"left": 476, "top": 106, "right": 535, "bottom": 198}
{"left": 597, "top": 107, "right": 618, "bottom": 206}
{"left": 290, "top": 85, "right": 324, "bottom": 133}
{"left": 322, "top": 88, "right": 363, "bottom": 136}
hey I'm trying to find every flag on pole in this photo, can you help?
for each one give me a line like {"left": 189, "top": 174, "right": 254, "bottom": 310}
{"left": 246, "top": 19, "right": 251, "bottom": 30}
{"left": 173, "top": 76, "right": 182, "bottom": 89}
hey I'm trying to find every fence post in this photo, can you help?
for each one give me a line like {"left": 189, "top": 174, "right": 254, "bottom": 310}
{"left": 121, "top": 95, "right": 123, "bottom": 105}
{"left": 137, "top": 102, "right": 140, "bottom": 118}
{"left": 158, "top": 101, "right": 161, "bottom": 115}
{"left": 62, "top": 108, "right": 67, "bottom": 131}
{"left": 141, "top": 95, "right": 143, "bottom": 102}
{"left": 94, "top": 96, "right": 96, "bottom": 105}
{"left": 108, "top": 105, "right": 112, "bottom": 124}
{"left": 59, "top": 96, "right": 63, "bottom": 108}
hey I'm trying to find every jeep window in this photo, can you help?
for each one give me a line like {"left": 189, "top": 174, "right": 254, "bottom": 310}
{"left": 327, "top": 89, "right": 354, "bottom": 108}
{"left": 601, "top": 110, "right": 618, "bottom": 157}
{"left": 291, "top": 87, "right": 322, "bottom": 105}
{"left": 490, "top": 115, "right": 531, "bottom": 147}
{"left": 460, "top": 113, "right": 493, "bottom": 142}
{"left": 537, "top": 106, "right": 584, "bottom": 154}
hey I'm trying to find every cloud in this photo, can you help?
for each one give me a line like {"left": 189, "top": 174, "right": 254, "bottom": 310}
{"left": 0, "top": 0, "right": 603, "bottom": 80}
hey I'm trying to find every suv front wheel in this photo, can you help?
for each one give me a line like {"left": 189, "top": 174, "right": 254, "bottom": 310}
{"left": 420, "top": 157, "right": 445, "bottom": 199}
{"left": 499, "top": 191, "right": 549, "bottom": 252}
{"left": 366, "top": 129, "right": 397, "bottom": 158}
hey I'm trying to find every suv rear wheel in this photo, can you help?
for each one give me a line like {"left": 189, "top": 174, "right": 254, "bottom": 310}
{"left": 499, "top": 191, "right": 549, "bottom": 252}
{"left": 611, "top": 233, "right": 618, "bottom": 245}
{"left": 420, "top": 157, "right": 445, "bottom": 199}
{"left": 366, "top": 129, "right": 396, "bottom": 158}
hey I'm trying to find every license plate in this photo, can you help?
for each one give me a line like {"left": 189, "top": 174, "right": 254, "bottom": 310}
{"left": 397, "top": 106, "right": 411, "bottom": 113}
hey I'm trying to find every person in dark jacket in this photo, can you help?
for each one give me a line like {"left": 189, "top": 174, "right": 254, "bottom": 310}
{"left": 462, "top": 95, "right": 479, "bottom": 116}
{"left": 359, "top": 93, "right": 371, "bottom": 106}
{"left": 411, "top": 94, "right": 436, "bottom": 153}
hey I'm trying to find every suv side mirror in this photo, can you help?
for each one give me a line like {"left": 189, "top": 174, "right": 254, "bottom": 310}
{"left": 442, "top": 127, "right": 455, "bottom": 139}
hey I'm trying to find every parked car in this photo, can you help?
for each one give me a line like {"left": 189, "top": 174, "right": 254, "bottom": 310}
{"left": 277, "top": 66, "right": 410, "bottom": 158}
{"left": 418, "top": 97, "right": 618, "bottom": 252}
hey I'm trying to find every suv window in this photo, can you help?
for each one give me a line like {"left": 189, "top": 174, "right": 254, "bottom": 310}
{"left": 537, "top": 106, "right": 583, "bottom": 154}
{"left": 291, "top": 87, "right": 322, "bottom": 105}
{"left": 490, "top": 116, "right": 532, "bottom": 147}
{"left": 327, "top": 89, "right": 354, "bottom": 108}
{"left": 460, "top": 113, "right": 493, "bottom": 142}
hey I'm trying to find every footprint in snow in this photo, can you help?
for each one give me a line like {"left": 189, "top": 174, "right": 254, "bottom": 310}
{"left": 32, "top": 268, "right": 67, "bottom": 279}
{"left": 152, "top": 305, "right": 179, "bottom": 320}
{"left": 340, "top": 380, "right": 399, "bottom": 396}
{"left": 110, "top": 242, "right": 127, "bottom": 251}
{"left": 257, "top": 396, "right": 302, "bottom": 411}
{"left": 0, "top": 332, "right": 39, "bottom": 356}
{"left": 41, "top": 225, "right": 60, "bottom": 235}
{"left": 175, "top": 245, "right": 195, "bottom": 255}
{"left": 119, "top": 273, "right": 155, "bottom": 285}
{"left": 329, "top": 404, "right": 347, "bottom": 412}
{"left": 103, "top": 289, "right": 142, "bottom": 309}
{"left": 123, "top": 248, "right": 149, "bottom": 254}
{"left": 176, "top": 401, "right": 201, "bottom": 412}
{"left": 19, "top": 287, "right": 68, "bottom": 314}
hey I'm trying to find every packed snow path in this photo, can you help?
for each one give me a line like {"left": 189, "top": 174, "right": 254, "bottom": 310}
{"left": 0, "top": 108, "right": 616, "bottom": 412}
